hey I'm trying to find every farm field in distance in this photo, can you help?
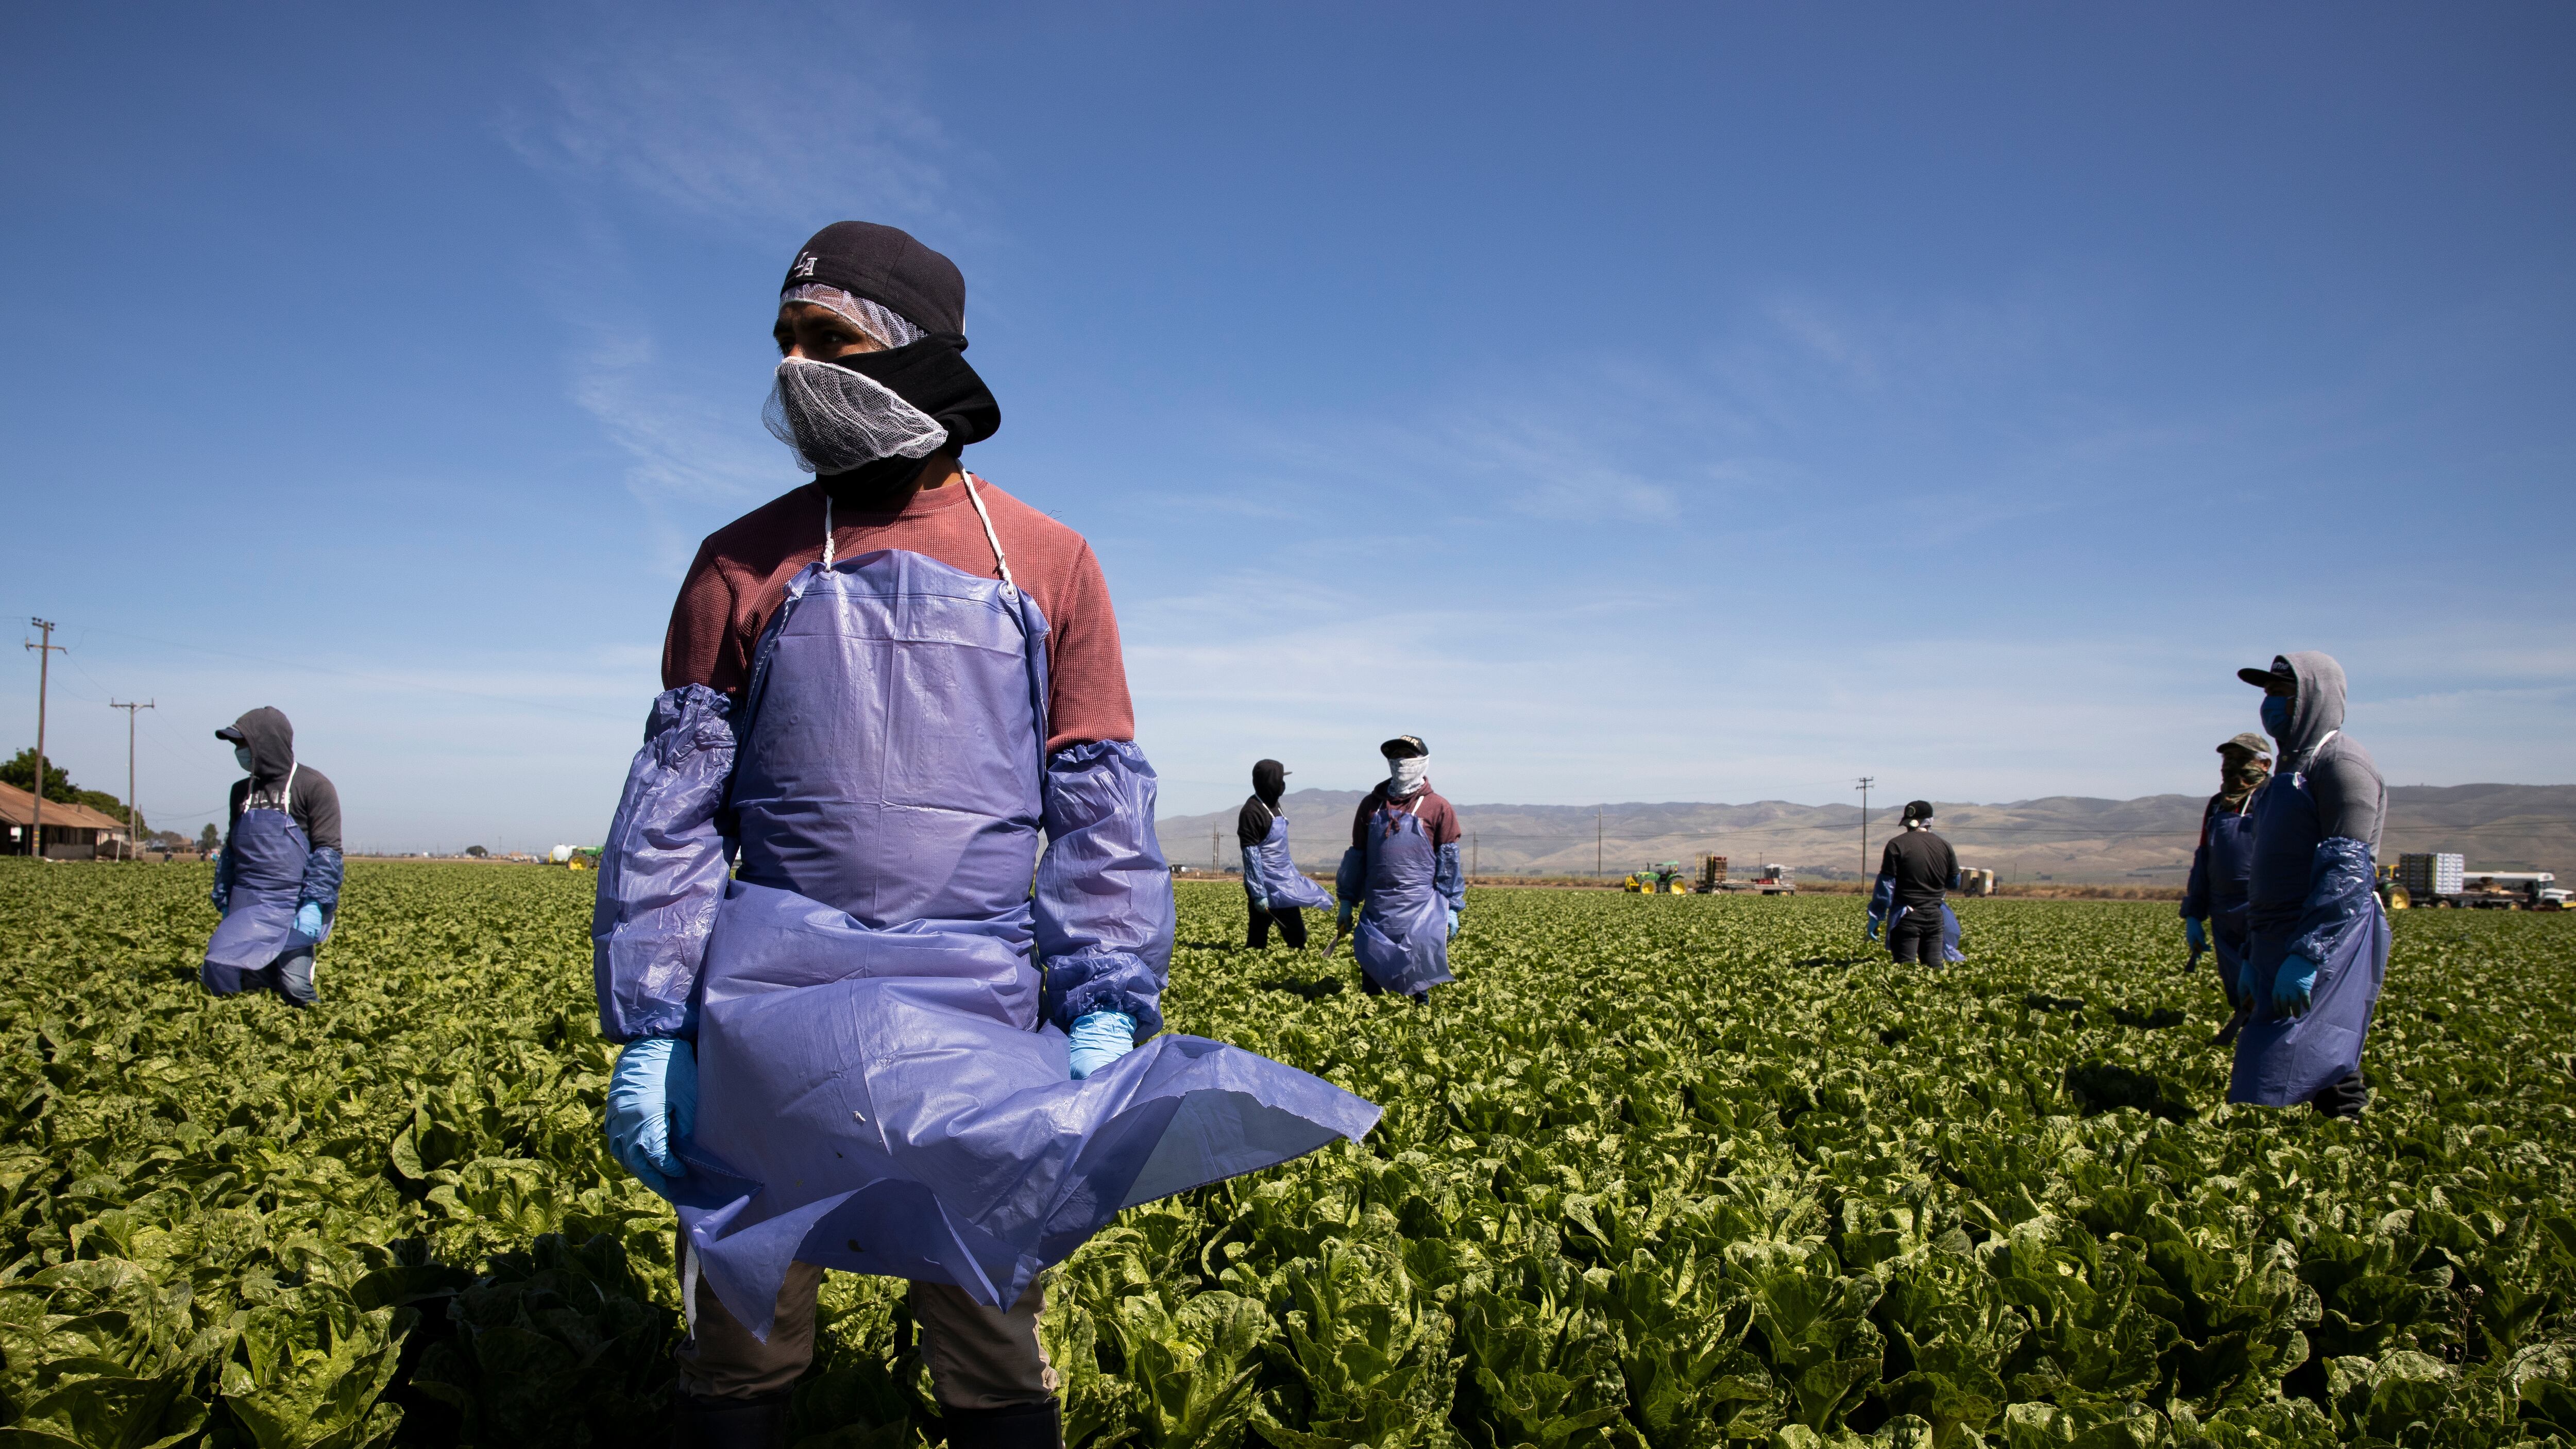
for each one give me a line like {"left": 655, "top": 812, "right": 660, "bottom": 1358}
{"left": 2, "top": 863, "right": 2573, "bottom": 1447}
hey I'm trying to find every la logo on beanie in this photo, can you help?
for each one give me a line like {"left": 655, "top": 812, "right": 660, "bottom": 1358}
{"left": 792, "top": 254, "right": 819, "bottom": 279}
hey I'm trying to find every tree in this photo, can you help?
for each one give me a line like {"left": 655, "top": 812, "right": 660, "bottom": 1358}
{"left": 198, "top": 823, "right": 219, "bottom": 852}
{"left": 0, "top": 750, "right": 137, "bottom": 829}
{"left": 466, "top": 845, "right": 489, "bottom": 858}
{"left": 2, "top": 749, "right": 72, "bottom": 802}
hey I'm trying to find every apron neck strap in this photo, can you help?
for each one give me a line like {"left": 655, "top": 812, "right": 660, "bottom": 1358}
{"left": 819, "top": 475, "right": 1011, "bottom": 588}
{"left": 963, "top": 474, "right": 1014, "bottom": 588}
{"left": 257, "top": 762, "right": 297, "bottom": 810}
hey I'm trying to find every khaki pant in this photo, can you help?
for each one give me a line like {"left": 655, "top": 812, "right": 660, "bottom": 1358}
{"left": 673, "top": 1234, "right": 1057, "bottom": 1409}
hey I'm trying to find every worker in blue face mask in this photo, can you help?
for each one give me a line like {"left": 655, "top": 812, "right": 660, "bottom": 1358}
{"left": 1239, "top": 759, "right": 1332, "bottom": 948}
{"left": 1335, "top": 736, "right": 1464, "bottom": 1000}
{"left": 2229, "top": 652, "right": 2386, "bottom": 1119}
{"left": 203, "top": 709, "right": 342, "bottom": 1006}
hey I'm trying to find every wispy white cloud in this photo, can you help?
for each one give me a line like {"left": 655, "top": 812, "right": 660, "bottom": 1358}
{"left": 503, "top": 2, "right": 962, "bottom": 234}
{"left": 568, "top": 325, "right": 788, "bottom": 569}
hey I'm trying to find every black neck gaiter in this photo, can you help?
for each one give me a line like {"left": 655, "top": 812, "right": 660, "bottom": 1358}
{"left": 829, "top": 333, "right": 999, "bottom": 453}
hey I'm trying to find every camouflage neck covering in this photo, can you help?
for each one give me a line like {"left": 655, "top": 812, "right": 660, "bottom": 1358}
{"left": 2215, "top": 732, "right": 2272, "bottom": 813}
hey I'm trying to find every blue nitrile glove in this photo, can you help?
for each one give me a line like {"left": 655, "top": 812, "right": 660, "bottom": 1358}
{"left": 294, "top": 902, "right": 325, "bottom": 939}
{"left": 1337, "top": 903, "right": 1355, "bottom": 930}
{"left": 2273, "top": 954, "right": 2320, "bottom": 1015}
{"left": 1446, "top": 908, "right": 1460, "bottom": 940}
{"left": 2184, "top": 917, "right": 2207, "bottom": 952}
{"left": 605, "top": 1037, "right": 697, "bottom": 1200}
{"left": 1068, "top": 1011, "right": 1138, "bottom": 1080}
{"left": 1251, "top": 894, "right": 1270, "bottom": 913}
{"left": 1866, "top": 915, "right": 1883, "bottom": 941}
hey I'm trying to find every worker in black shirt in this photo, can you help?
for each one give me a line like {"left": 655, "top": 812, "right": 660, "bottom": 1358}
{"left": 1867, "top": 799, "right": 1961, "bottom": 966}
{"left": 1238, "top": 759, "right": 1333, "bottom": 947}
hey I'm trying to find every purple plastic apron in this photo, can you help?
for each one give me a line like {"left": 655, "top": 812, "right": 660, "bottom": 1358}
{"left": 204, "top": 765, "right": 319, "bottom": 990}
{"left": 2204, "top": 807, "right": 2257, "bottom": 1005}
{"left": 2228, "top": 769, "right": 2388, "bottom": 1106}
{"left": 1247, "top": 816, "right": 1332, "bottom": 911}
{"left": 673, "top": 482, "right": 1380, "bottom": 1336}
{"left": 1353, "top": 798, "right": 1452, "bottom": 996}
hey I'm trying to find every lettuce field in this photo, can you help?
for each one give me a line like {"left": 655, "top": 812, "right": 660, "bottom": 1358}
{"left": 3, "top": 861, "right": 2575, "bottom": 1447}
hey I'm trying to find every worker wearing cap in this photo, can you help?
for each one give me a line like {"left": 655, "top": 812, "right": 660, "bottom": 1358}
{"left": 203, "top": 708, "right": 342, "bottom": 1006}
{"left": 1335, "top": 736, "right": 1464, "bottom": 999}
{"left": 1866, "top": 800, "right": 1962, "bottom": 965}
{"left": 2230, "top": 652, "right": 2386, "bottom": 1118}
{"left": 1239, "top": 759, "right": 1332, "bottom": 948}
{"left": 591, "top": 221, "right": 1377, "bottom": 1447}
{"left": 2182, "top": 732, "right": 2272, "bottom": 1040}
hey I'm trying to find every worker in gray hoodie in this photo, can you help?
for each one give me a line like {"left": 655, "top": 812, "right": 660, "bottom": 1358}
{"left": 2229, "top": 652, "right": 2385, "bottom": 1118}
{"left": 205, "top": 707, "right": 343, "bottom": 1006}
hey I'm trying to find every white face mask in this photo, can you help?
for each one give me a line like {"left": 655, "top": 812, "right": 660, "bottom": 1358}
{"left": 233, "top": 744, "right": 255, "bottom": 772}
{"left": 1387, "top": 755, "right": 1429, "bottom": 797}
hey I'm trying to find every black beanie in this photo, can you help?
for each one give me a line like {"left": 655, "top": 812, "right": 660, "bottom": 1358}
{"left": 784, "top": 222, "right": 965, "bottom": 335}
{"left": 1902, "top": 799, "right": 1934, "bottom": 823}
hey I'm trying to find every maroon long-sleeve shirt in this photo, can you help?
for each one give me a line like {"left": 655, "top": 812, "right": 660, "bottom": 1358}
{"left": 1349, "top": 782, "right": 1461, "bottom": 849}
{"left": 660, "top": 476, "right": 1137, "bottom": 751}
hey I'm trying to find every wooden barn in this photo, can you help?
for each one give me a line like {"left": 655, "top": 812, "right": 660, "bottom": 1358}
{"left": 0, "top": 781, "right": 131, "bottom": 859}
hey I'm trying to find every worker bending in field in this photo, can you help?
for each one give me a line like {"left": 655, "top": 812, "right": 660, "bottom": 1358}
{"left": 203, "top": 708, "right": 342, "bottom": 1007}
{"left": 2230, "top": 652, "right": 2385, "bottom": 1119}
{"left": 1335, "top": 735, "right": 1464, "bottom": 1000}
{"left": 1867, "top": 799, "right": 1963, "bottom": 965}
{"left": 591, "top": 221, "right": 1375, "bottom": 1448}
{"left": 1239, "top": 759, "right": 1332, "bottom": 948}
{"left": 2182, "top": 732, "right": 2271, "bottom": 1044}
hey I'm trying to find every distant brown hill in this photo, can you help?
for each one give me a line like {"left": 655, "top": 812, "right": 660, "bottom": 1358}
{"left": 1158, "top": 785, "right": 2576, "bottom": 885}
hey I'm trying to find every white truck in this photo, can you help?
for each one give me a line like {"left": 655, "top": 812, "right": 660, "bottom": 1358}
{"left": 2388, "top": 853, "right": 2568, "bottom": 910}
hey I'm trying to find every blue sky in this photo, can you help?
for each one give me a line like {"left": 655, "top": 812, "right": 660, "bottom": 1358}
{"left": 4, "top": 3, "right": 2570, "bottom": 852}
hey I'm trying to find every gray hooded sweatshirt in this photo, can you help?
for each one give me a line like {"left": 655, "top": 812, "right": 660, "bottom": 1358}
{"left": 2246, "top": 651, "right": 2384, "bottom": 931}
{"left": 213, "top": 707, "right": 344, "bottom": 912}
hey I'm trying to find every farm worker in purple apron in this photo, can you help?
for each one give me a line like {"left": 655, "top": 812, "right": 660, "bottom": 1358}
{"left": 202, "top": 708, "right": 342, "bottom": 1006}
{"left": 592, "top": 221, "right": 1379, "bottom": 1449}
{"left": 1239, "top": 759, "right": 1332, "bottom": 948}
{"left": 1335, "top": 735, "right": 1465, "bottom": 999}
{"left": 1867, "top": 800, "right": 1966, "bottom": 965}
{"left": 2183, "top": 732, "right": 2271, "bottom": 1042}
{"left": 2230, "top": 652, "right": 2386, "bottom": 1118}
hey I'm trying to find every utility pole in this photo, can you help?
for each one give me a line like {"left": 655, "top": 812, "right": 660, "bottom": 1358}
{"left": 1854, "top": 776, "right": 1875, "bottom": 881}
{"left": 109, "top": 700, "right": 154, "bottom": 857}
{"left": 1210, "top": 823, "right": 1219, "bottom": 873}
{"left": 23, "top": 620, "right": 64, "bottom": 860}
{"left": 1595, "top": 806, "right": 1603, "bottom": 878}
{"left": 1470, "top": 832, "right": 1478, "bottom": 878}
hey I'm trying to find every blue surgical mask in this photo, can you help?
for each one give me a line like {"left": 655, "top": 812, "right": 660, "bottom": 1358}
{"left": 2260, "top": 694, "right": 2293, "bottom": 741}
{"left": 233, "top": 744, "right": 255, "bottom": 772}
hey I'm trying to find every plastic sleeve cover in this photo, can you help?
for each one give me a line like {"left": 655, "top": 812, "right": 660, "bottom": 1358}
{"left": 212, "top": 838, "right": 235, "bottom": 907}
{"left": 1336, "top": 846, "right": 1366, "bottom": 906}
{"left": 1435, "top": 841, "right": 1465, "bottom": 913}
{"left": 1867, "top": 872, "right": 1896, "bottom": 922}
{"left": 1035, "top": 739, "right": 1175, "bottom": 1036}
{"left": 2287, "top": 835, "right": 2378, "bottom": 967}
{"left": 592, "top": 685, "right": 738, "bottom": 1043}
{"left": 298, "top": 846, "right": 345, "bottom": 911}
{"left": 1240, "top": 837, "right": 1266, "bottom": 897}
